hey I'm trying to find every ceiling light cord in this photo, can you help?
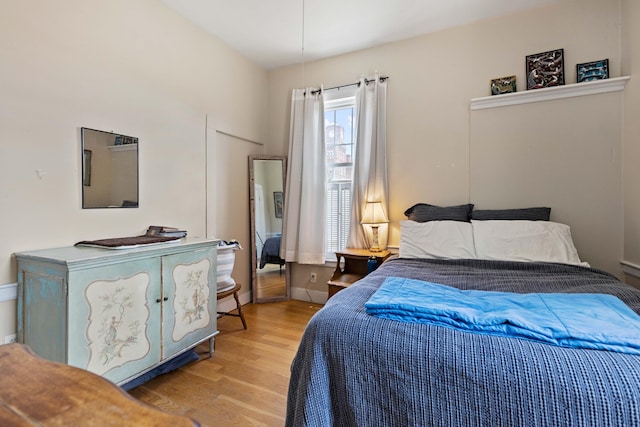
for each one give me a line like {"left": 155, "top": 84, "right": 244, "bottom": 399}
{"left": 301, "top": 0, "right": 305, "bottom": 87}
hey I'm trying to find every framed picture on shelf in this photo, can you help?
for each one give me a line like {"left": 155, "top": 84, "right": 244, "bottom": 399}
{"left": 490, "top": 75, "right": 517, "bottom": 95}
{"left": 273, "top": 191, "right": 283, "bottom": 218}
{"left": 526, "top": 48, "right": 565, "bottom": 90}
{"left": 576, "top": 59, "right": 609, "bottom": 83}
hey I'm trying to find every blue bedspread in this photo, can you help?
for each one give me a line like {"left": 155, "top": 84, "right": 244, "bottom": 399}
{"left": 286, "top": 258, "right": 640, "bottom": 427}
{"left": 366, "top": 277, "right": 640, "bottom": 355}
{"left": 259, "top": 236, "right": 285, "bottom": 268}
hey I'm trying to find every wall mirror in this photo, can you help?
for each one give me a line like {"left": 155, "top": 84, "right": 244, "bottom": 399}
{"left": 81, "top": 127, "right": 139, "bottom": 209}
{"left": 249, "top": 155, "right": 289, "bottom": 303}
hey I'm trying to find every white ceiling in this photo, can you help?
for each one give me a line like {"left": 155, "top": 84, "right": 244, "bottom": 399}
{"left": 161, "top": 0, "right": 560, "bottom": 70}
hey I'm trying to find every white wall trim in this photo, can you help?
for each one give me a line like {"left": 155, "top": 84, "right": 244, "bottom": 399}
{"left": 2, "top": 281, "right": 253, "bottom": 319}
{"left": 0, "top": 283, "right": 17, "bottom": 303}
{"left": 217, "top": 289, "right": 251, "bottom": 314}
{"left": 291, "top": 287, "right": 328, "bottom": 305}
{"left": 470, "top": 76, "right": 630, "bottom": 110}
{"left": 621, "top": 260, "right": 640, "bottom": 278}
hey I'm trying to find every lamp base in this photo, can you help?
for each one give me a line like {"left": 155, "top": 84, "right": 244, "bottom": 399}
{"left": 370, "top": 225, "right": 381, "bottom": 252}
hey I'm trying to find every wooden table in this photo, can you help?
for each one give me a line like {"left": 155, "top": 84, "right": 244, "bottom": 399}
{"left": 0, "top": 343, "right": 199, "bottom": 427}
{"left": 327, "top": 248, "right": 391, "bottom": 299}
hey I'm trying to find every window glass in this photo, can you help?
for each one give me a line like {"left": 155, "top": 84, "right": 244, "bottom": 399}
{"left": 325, "top": 97, "right": 356, "bottom": 257}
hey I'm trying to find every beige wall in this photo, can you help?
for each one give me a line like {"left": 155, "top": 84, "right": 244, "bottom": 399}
{"left": 470, "top": 92, "right": 623, "bottom": 277}
{"left": 0, "top": 1, "right": 267, "bottom": 338}
{"left": 622, "top": 0, "right": 640, "bottom": 279}
{"left": 267, "top": 0, "right": 628, "bottom": 297}
{"left": 207, "top": 130, "right": 267, "bottom": 301}
{"left": 2, "top": 0, "right": 638, "bottom": 328}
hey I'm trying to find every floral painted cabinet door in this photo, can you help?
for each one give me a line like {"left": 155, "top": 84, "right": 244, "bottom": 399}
{"left": 67, "top": 258, "right": 162, "bottom": 384}
{"left": 162, "top": 248, "right": 217, "bottom": 358}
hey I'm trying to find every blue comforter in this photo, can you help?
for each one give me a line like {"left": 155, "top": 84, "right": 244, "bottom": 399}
{"left": 366, "top": 276, "right": 640, "bottom": 355}
{"left": 259, "top": 236, "right": 284, "bottom": 268}
{"left": 287, "top": 258, "right": 640, "bottom": 427}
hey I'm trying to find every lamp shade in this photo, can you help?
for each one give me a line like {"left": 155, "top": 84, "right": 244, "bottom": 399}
{"left": 361, "top": 201, "right": 389, "bottom": 225}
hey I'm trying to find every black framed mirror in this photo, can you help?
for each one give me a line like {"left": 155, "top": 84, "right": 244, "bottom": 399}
{"left": 81, "top": 127, "right": 139, "bottom": 209}
{"left": 249, "top": 155, "right": 289, "bottom": 302}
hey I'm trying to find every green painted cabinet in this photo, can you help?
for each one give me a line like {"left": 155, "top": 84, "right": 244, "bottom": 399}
{"left": 16, "top": 238, "right": 219, "bottom": 385}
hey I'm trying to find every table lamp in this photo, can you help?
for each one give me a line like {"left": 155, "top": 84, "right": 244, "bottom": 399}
{"left": 361, "top": 201, "right": 389, "bottom": 252}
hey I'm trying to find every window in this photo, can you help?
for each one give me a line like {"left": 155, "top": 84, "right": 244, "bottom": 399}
{"left": 325, "top": 95, "right": 356, "bottom": 258}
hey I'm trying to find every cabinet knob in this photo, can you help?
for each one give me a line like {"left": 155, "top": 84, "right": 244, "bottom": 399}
{"left": 156, "top": 297, "right": 169, "bottom": 303}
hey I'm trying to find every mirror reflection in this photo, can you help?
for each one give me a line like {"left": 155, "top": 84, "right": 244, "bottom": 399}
{"left": 81, "top": 127, "right": 139, "bottom": 209}
{"left": 250, "top": 156, "right": 288, "bottom": 302}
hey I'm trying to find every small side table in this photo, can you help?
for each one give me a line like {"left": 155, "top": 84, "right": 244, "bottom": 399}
{"left": 327, "top": 248, "right": 391, "bottom": 299}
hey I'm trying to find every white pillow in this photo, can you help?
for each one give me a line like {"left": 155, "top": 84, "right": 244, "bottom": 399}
{"left": 471, "top": 220, "right": 588, "bottom": 266}
{"left": 400, "top": 220, "right": 476, "bottom": 260}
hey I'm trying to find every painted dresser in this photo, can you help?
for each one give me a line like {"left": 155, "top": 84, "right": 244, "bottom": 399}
{"left": 15, "top": 238, "right": 220, "bottom": 386}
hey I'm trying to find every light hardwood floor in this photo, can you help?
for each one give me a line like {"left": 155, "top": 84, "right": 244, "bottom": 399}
{"left": 129, "top": 300, "right": 323, "bottom": 426}
{"left": 256, "top": 266, "right": 287, "bottom": 299}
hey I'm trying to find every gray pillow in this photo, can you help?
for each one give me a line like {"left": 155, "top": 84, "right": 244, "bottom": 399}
{"left": 403, "top": 203, "right": 474, "bottom": 222}
{"left": 471, "top": 207, "right": 551, "bottom": 221}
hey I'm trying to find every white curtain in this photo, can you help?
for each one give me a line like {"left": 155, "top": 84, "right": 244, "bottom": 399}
{"left": 254, "top": 184, "right": 266, "bottom": 258}
{"left": 281, "top": 88, "right": 327, "bottom": 264}
{"left": 348, "top": 75, "right": 389, "bottom": 249}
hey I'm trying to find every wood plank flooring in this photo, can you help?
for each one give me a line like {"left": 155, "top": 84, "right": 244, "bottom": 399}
{"left": 128, "top": 300, "right": 323, "bottom": 426}
{"left": 256, "top": 267, "right": 286, "bottom": 299}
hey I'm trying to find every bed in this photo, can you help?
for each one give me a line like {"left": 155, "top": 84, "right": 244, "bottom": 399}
{"left": 260, "top": 235, "right": 285, "bottom": 269}
{"left": 286, "top": 205, "right": 640, "bottom": 426}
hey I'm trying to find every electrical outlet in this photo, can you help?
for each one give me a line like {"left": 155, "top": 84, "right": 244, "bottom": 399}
{"left": 4, "top": 334, "right": 16, "bottom": 344}
{"left": 310, "top": 272, "right": 317, "bottom": 283}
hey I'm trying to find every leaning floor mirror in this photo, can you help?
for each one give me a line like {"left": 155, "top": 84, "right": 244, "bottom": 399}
{"left": 249, "top": 155, "right": 289, "bottom": 303}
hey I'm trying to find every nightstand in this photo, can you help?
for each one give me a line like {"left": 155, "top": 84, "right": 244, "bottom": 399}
{"left": 327, "top": 248, "right": 391, "bottom": 299}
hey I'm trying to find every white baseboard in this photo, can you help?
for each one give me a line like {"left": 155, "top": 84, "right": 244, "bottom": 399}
{"left": 217, "top": 289, "right": 251, "bottom": 313}
{"left": 0, "top": 283, "right": 17, "bottom": 303}
{"left": 621, "top": 260, "right": 640, "bottom": 278}
{"left": 290, "top": 287, "right": 328, "bottom": 305}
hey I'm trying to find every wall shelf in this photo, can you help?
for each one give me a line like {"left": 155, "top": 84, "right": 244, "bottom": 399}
{"left": 107, "top": 143, "right": 137, "bottom": 152}
{"left": 470, "top": 76, "right": 630, "bottom": 110}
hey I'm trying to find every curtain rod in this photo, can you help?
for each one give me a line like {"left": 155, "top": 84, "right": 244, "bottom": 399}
{"left": 310, "top": 75, "right": 389, "bottom": 95}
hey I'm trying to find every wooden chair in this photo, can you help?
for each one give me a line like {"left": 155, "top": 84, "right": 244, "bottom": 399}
{"left": 216, "top": 282, "right": 247, "bottom": 329}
